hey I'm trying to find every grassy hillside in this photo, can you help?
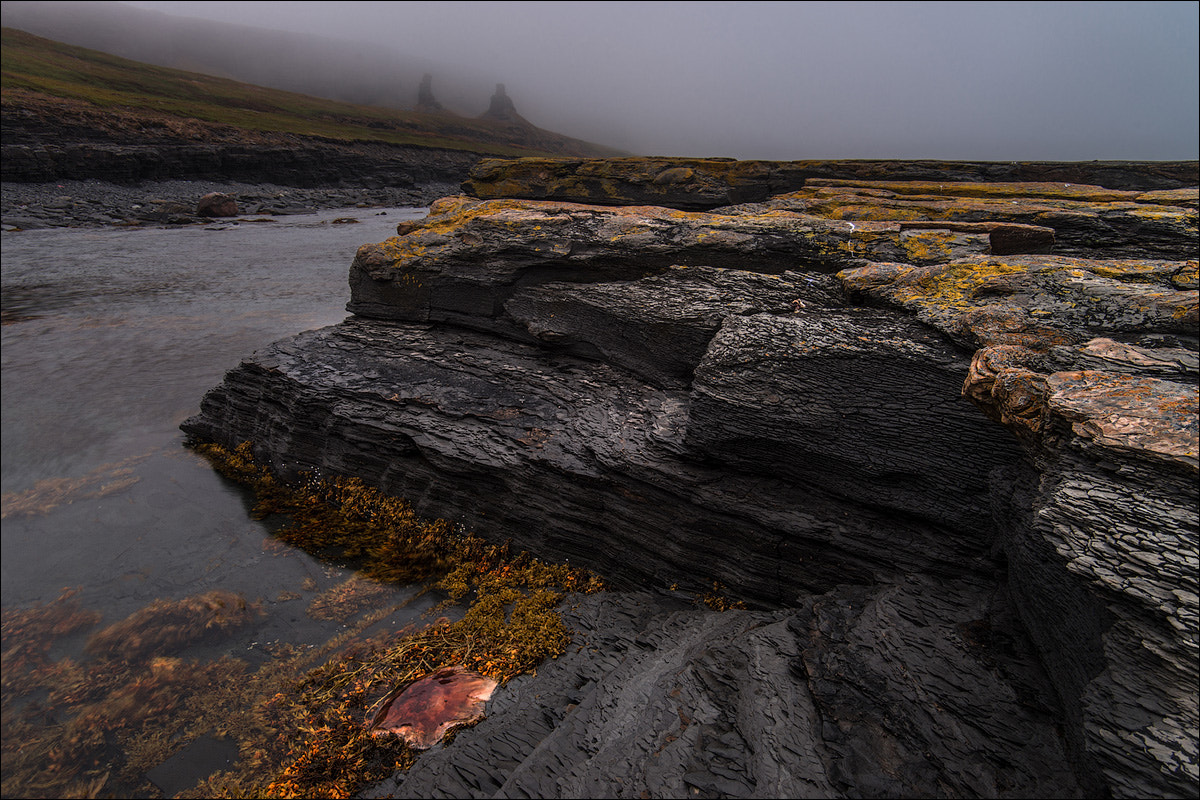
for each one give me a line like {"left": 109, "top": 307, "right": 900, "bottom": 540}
{"left": 0, "top": 27, "right": 622, "bottom": 158}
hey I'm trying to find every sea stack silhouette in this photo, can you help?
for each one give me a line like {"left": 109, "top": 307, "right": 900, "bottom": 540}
{"left": 415, "top": 73, "right": 444, "bottom": 112}
{"left": 481, "top": 83, "right": 523, "bottom": 123}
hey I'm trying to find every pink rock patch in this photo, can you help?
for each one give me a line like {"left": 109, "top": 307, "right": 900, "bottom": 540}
{"left": 367, "top": 666, "right": 498, "bottom": 750}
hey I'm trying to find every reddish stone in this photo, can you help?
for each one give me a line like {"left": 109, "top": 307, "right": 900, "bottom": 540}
{"left": 367, "top": 666, "right": 498, "bottom": 750}
{"left": 197, "top": 192, "right": 238, "bottom": 217}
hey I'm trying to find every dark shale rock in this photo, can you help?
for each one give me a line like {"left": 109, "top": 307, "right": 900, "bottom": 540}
{"left": 503, "top": 266, "right": 844, "bottom": 388}
{"left": 365, "top": 581, "right": 1080, "bottom": 799}
{"left": 462, "top": 157, "right": 1200, "bottom": 208}
{"left": 686, "top": 310, "right": 1014, "bottom": 534}
{"left": 184, "top": 159, "right": 1199, "bottom": 799}
{"left": 0, "top": 96, "right": 484, "bottom": 188}
{"left": 0, "top": 138, "right": 479, "bottom": 188}
{"left": 347, "top": 195, "right": 1053, "bottom": 323}
{"left": 183, "top": 310, "right": 1017, "bottom": 603}
{"left": 847, "top": 256, "right": 1199, "bottom": 798}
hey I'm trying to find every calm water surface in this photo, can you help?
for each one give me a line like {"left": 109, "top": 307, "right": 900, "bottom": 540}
{"left": 1, "top": 207, "right": 433, "bottom": 796}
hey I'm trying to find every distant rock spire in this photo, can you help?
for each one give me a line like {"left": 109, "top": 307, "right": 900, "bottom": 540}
{"left": 481, "top": 83, "right": 520, "bottom": 122}
{"left": 416, "top": 73, "right": 443, "bottom": 112}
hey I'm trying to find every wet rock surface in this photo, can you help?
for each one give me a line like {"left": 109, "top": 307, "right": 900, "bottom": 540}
{"left": 183, "top": 159, "right": 1199, "bottom": 798}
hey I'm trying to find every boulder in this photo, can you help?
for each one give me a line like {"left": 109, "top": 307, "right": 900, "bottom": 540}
{"left": 196, "top": 191, "right": 238, "bottom": 217}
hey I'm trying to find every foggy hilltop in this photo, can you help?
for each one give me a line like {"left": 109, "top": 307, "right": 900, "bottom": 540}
{"left": 0, "top": 0, "right": 518, "bottom": 124}
{"left": 3, "top": 0, "right": 1197, "bottom": 161}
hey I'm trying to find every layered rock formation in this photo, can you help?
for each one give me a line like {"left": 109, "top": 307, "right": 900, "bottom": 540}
{"left": 462, "top": 157, "right": 1199, "bottom": 208}
{"left": 1, "top": 93, "right": 482, "bottom": 187}
{"left": 183, "top": 159, "right": 1198, "bottom": 798}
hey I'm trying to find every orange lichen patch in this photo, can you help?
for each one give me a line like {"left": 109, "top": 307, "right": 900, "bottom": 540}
{"left": 1171, "top": 260, "right": 1199, "bottom": 290}
{"left": 899, "top": 229, "right": 987, "bottom": 265}
{"left": 802, "top": 178, "right": 1137, "bottom": 203}
{"left": 377, "top": 197, "right": 722, "bottom": 260}
{"left": 366, "top": 666, "right": 498, "bottom": 749}
{"left": 1136, "top": 188, "right": 1200, "bottom": 209}
{"left": 359, "top": 237, "right": 430, "bottom": 270}
{"left": 839, "top": 255, "right": 1196, "bottom": 348}
{"left": 1045, "top": 371, "right": 1199, "bottom": 469}
{"left": 698, "top": 581, "right": 748, "bottom": 612}
{"left": 1163, "top": 292, "right": 1200, "bottom": 326}
{"left": 813, "top": 201, "right": 926, "bottom": 222}
{"left": 85, "top": 590, "right": 263, "bottom": 662}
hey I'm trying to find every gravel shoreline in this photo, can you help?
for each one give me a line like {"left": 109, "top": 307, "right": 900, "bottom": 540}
{"left": 1, "top": 179, "right": 459, "bottom": 230}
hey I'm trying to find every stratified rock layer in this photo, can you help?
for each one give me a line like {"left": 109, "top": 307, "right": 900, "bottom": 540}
{"left": 347, "top": 195, "right": 1055, "bottom": 325}
{"left": 844, "top": 255, "right": 1198, "bottom": 798}
{"left": 723, "top": 179, "right": 1199, "bottom": 261}
{"left": 183, "top": 160, "right": 1199, "bottom": 799}
{"left": 462, "top": 156, "right": 1200, "bottom": 208}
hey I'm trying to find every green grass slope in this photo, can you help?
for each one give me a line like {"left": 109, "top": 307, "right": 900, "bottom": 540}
{"left": 0, "top": 27, "right": 623, "bottom": 158}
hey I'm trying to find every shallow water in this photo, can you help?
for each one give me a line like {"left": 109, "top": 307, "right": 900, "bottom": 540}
{"left": 0, "top": 207, "right": 435, "bottom": 796}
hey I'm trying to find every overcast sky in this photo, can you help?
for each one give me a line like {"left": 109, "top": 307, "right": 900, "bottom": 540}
{"left": 114, "top": 1, "right": 1200, "bottom": 160}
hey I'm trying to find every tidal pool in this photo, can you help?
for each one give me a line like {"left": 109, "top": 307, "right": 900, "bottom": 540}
{"left": 1, "top": 206, "right": 438, "bottom": 797}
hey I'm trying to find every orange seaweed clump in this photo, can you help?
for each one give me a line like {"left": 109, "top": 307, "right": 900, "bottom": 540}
{"left": 192, "top": 441, "right": 454, "bottom": 585}
{"left": 698, "top": 581, "right": 748, "bottom": 612}
{"left": 1, "top": 456, "right": 147, "bottom": 519}
{"left": 85, "top": 590, "right": 263, "bottom": 662}
{"left": 1, "top": 587, "right": 258, "bottom": 799}
{"left": 1, "top": 588, "right": 101, "bottom": 697}
{"left": 181, "top": 440, "right": 606, "bottom": 799}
